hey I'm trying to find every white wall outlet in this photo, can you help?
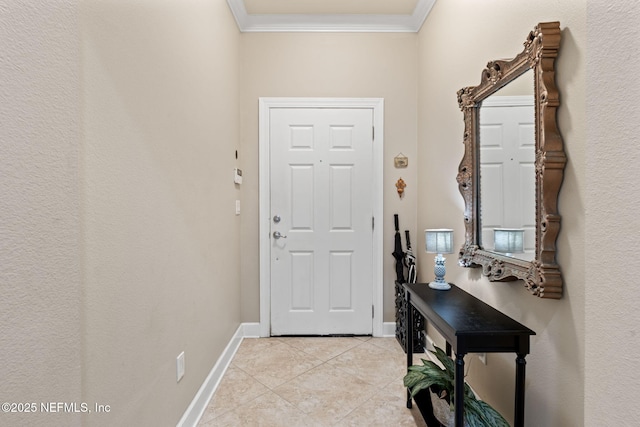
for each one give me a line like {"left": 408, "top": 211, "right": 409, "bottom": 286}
{"left": 176, "top": 351, "right": 185, "bottom": 382}
{"left": 235, "top": 200, "right": 241, "bottom": 215}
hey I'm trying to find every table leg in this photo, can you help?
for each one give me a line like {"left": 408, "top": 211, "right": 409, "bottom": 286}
{"left": 406, "top": 290, "right": 413, "bottom": 409}
{"left": 514, "top": 353, "right": 527, "bottom": 427}
{"left": 455, "top": 352, "right": 465, "bottom": 427}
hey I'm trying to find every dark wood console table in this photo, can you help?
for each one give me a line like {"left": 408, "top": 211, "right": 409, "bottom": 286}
{"left": 404, "top": 283, "right": 535, "bottom": 427}
{"left": 395, "top": 281, "right": 425, "bottom": 353}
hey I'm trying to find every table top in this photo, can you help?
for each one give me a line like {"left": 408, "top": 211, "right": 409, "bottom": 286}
{"left": 403, "top": 282, "right": 535, "bottom": 354}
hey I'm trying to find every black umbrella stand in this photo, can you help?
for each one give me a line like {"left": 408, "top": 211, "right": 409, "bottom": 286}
{"left": 392, "top": 214, "right": 405, "bottom": 283}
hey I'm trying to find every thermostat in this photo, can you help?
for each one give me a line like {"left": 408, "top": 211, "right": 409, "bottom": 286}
{"left": 234, "top": 168, "right": 243, "bottom": 185}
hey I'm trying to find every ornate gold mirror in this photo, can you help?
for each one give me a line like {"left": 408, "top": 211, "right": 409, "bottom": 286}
{"left": 456, "top": 22, "right": 566, "bottom": 298}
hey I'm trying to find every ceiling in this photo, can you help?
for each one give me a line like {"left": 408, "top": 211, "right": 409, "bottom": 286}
{"left": 226, "top": 0, "right": 436, "bottom": 32}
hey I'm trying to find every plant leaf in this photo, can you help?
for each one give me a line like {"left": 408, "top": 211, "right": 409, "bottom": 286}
{"left": 405, "top": 349, "right": 455, "bottom": 401}
{"left": 431, "top": 346, "right": 456, "bottom": 378}
{"left": 465, "top": 397, "right": 510, "bottom": 427}
{"left": 405, "top": 346, "right": 510, "bottom": 427}
{"left": 403, "top": 370, "right": 428, "bottom": 388}
{"left": 464, "top": 382, "right": 476, "bottom": 400}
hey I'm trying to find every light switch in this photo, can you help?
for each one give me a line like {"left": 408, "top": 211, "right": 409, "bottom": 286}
{"left": 176, "top": 351, "right": 185, "bottom": 382}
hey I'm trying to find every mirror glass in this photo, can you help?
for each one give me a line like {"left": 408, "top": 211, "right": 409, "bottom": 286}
{"left": 479, "top": 69, "right": 535, "bottom": 261}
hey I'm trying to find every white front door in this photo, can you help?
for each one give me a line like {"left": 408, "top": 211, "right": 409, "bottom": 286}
{"left": 268, "top": 106, "right": 375, "bottom": 335}
{"left": 479, "top": 96, "right": 535, "bottom": 258}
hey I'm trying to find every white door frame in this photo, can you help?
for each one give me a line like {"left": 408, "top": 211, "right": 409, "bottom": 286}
{"left": 259, "top": 97, "right": 384, "bottom": 337}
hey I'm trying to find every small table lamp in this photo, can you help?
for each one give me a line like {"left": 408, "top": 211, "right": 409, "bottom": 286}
{"left": 425, "top": 229, "right": 454, "bottom": 290}
{"left": 493, "top": 228, "right": 525, "bottom": 257}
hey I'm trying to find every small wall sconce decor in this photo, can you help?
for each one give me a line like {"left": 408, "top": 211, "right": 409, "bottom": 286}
{"left": 493, "top": 228, "right": 525, "bottom": 257}
{"left": 425, "top": 229, "right": 454, "bottom": 290}
{"left": 395, "top": 178, "right": 406, "bottom": 198}
{"left": 394, "top": 153, "right": 408, "bottom": 168}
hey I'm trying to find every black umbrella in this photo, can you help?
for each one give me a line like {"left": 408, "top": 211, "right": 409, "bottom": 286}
{"left": 404, "top": 230, "right": 417, "bottom": 284}
{"left": 392, "top": 214, "right": 405, "bottom": 283}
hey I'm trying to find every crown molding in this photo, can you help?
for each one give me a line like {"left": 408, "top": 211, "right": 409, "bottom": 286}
{"left": 226, "top": 0, "right": 435, "bottom": 33}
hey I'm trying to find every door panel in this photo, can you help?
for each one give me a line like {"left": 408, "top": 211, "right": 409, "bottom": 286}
{"left": 270, "top": 108, "right": 373, "bottom": 335}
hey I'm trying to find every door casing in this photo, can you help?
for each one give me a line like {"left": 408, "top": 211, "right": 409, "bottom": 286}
{"left": 258, "top": 97, "right": 384, "bottom": 337}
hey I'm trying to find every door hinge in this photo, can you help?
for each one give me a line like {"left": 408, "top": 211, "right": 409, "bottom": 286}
{"left": 372, "top": 216, "right": 374, "bottom": 230}
{"left": 372, "top": 126, "right": 375, "bottom": 141}
{"left": 372, "top": 305, "right": 375, "bottom": 318}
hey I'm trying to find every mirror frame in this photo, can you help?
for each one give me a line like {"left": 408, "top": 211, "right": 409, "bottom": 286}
{"left": 456, "top": 22, "right": 566, "bottom": 299}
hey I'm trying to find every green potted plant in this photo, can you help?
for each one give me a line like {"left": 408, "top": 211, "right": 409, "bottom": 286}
{"left": 404, "top": 346, "right": 510, "bottom": 427}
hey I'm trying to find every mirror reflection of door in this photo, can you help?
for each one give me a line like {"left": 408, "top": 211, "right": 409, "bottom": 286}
{"left": 479, "top": 94, "right": 535, "bottom": 261}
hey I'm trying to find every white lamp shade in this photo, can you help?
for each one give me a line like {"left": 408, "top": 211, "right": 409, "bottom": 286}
{"left": 425, "top": 229, "right": 454, "bottom": 254}
{"left": 493, "top": 228, "right": 525, "bottom": 254}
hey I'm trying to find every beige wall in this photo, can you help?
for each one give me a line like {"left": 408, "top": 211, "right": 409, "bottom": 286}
{"left": 80, "top": 0, "right": 240, "bottom": 425}
{"left": 0, "top": 1, "right": 82, "bottom": 426}
{"left": 2, "top": 1, "right": 242, "bottom": 424}
{"left": 80, "top": 0, "right": 241, "bottom": 424}
{"left": 239, "top": 33, "right": 419, "bottom": 322}
{"left": 585, "top": 2, "right": 640, "bottom": 425}
{"left": 417, "top": 1, "right": 585, "bottom": 426}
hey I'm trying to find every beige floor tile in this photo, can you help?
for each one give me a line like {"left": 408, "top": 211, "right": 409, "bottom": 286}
{"left": 384, "top": 374, "right": 412, "bottom": 399}
{"left": 367, "top": 337, "right": 406, "bottom": 356}
{"left": 200, "top": 337, "right": 428, "bottom": 427}
{"left": 231, "top": 337, "right": 284, "bottom": 363}
{"left": 197, "top": 365, "right": 269, "bottom": 425}
{"left": 232, "top": 340, "right": 324, "bottom": 389}
{"left": 199, "top": 391, "right": 320, "bottom": 427}
{"left": 278, "top": 337, "right": 362, "bottom": 362}
{"left": 326, "top": 340, "right": 407, "bottom": 387}
{"left": 334, "top": 392, "right": 427, "bottom": 427}
{"left": 274, "top": 363, "right": 379, "bottom": 425}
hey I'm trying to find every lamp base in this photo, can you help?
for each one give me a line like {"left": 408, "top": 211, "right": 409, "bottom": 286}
{"left": 429, "top": 254, "right": 450, "bottom": 290}
{"left": 428, "top": 281, "right": 451, "bottom": 291}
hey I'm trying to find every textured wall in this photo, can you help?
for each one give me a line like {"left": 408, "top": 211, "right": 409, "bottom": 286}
{"left": 10, "top": 1, "right": 639, "bottom": 425}
{"left": 239, "top": 32, "right": 419, "bottom": 323}
{"left": 585, "top": 1, "right": 640, "bottom": 425}
{"left": 81, "top": 0, "right": 241, "bottom": 425}
{"left": 417, "top": 1, "right": 586, "bottom": 425}
{"left": 0, "top": 1, "right": 82, "bottom": 426}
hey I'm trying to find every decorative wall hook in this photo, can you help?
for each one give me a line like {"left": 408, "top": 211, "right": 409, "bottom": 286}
{"left": 396, "top": 178, "right": 406, "bottom": 198}
{"left": 394, "top": 153, "right": 408, "bottom": 168}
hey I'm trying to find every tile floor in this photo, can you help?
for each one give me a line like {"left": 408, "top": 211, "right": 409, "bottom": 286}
{"left": 197, "top": 336, "right": 428, "bottom": 426}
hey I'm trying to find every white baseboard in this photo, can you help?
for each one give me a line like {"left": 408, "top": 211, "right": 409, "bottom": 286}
{"left": 176, "top": 324, "right": 246, "bottom": 427}
{"left": 242, "top": 322, "right": 261, "bottom": 338}
{"left": 424, "top": 334, "right": 438, "bottom": 359}
{"left": 382, "top": 321, "right": 396, "bottom": 337}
